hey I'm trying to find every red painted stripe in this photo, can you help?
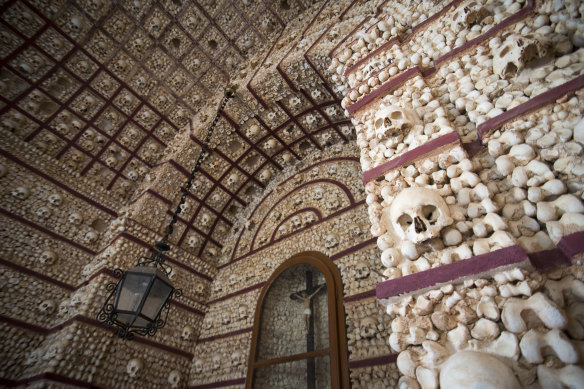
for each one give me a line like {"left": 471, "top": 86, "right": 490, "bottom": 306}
{"left": 376, "top": 245, "right": 529, "bottom": 300}
{"left": 361, "top": 131, "right": 460, "bottom": 185}
{"left": 188, "top": 378, "right": 246, "bottom": 389}
{"left": 348, "top": 353, "right": 397, "bottom": 369}
{"left": 197, "top": 327, "right": 252, "bottom": 344}
{"left": 477, "top": 74, "right": 584, "bottom": 139}
{"left": 0, "top": 149, "right": 117, "bottom": 217}
{"left": 0, "top": 314, "right": 194, "bottom": 359}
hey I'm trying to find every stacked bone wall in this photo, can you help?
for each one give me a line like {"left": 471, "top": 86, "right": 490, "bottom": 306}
{"left": 335, "top": 0, "right": 584, "bottom": 387}
{"left": 188, "top": 143, "right": 401, "bottom": 388}
{"left": 1, "top": 0, "right": 398, "bottom": 388}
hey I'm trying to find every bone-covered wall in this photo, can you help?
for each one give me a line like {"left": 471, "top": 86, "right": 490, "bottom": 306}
{"left": 334, "top": 0, "right": 584, "bottom": 387}
{"left": 1, "top": 0, "right": 584, "bottom": 388}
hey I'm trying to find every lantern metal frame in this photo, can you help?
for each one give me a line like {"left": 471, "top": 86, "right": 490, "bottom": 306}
{"left": 97, "top": 90, "right": 234, "bottom": 339}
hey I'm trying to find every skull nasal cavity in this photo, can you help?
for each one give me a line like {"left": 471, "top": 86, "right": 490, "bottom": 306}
{"left": 414, "top": 216, "right": 427, "bottom": 233}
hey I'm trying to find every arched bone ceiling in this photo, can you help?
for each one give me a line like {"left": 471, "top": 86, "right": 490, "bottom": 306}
{"left": 0, "top": 0, "right": 395, "bottom": 263}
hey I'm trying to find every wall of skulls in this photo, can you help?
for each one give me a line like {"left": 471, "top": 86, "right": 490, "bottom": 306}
{"left": 334, "top": 0, "right": 584, "bottom": 387}
{"left": 188, "top": 143, "right": 400, "bottom": 388}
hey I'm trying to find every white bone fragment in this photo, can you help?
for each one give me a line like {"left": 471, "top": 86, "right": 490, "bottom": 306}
{"left": 502, "top": 292, "right": 567, "bottom": 333}
{"left": 520, "top": 329, "right": 578, "bottom": 364}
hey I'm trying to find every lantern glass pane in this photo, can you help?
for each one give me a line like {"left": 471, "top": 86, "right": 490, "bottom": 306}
{"left": 116, "top": 272, "right": 152, "bottom": 314}
{"left": 141, "top": 277, "right": 173, "bottom": 320}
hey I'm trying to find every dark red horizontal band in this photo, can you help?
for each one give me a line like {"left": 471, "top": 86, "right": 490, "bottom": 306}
{"left": 478, "top": 74, "right": 584, "bottom": 139}
{"left": 188, "top": 377, "right": 246, "bottom": 389}
{"left": 197, "top": 326, "right": 253, "bottom": 344}
{"left": 348, "top": 353, "right": 398, "bottom": 369}
{"left": 361, "top": 131, "right": 460, "bottom": 185}
{"left": 376, "top": 245, "right": 528, "bottom": 300}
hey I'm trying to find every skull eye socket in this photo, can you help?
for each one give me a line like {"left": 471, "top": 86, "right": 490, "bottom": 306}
{"left": 375, "top": 118, "right": 384, "bottom": 129}
{"left": 397, "top": 214, "right": 413, "bottom": 231}
{"left": 390, "top": 111, "right": 402, "bottom": 120}
{"left": 422, "top": 205, "right": 438, "bottom": 225}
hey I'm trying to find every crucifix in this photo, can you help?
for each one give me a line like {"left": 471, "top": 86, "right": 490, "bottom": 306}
{"left": 290, "top": 270, "right": 326, "bottom": 389}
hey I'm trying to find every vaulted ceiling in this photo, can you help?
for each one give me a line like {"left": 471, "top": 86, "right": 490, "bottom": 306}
{"left": 0, "top": 0, "right": 390, "bottom": 263}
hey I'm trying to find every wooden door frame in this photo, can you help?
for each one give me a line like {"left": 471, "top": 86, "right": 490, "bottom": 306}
{"left": 245, "top": 251, "right": 349, "bottom": 388}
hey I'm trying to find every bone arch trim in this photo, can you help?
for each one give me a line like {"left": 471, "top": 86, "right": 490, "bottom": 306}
{"left": 245, "top": 251, "right": 349, "bottom": 389}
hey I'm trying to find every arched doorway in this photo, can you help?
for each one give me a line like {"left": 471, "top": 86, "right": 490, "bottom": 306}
{"left": 245, "top": 252, "right": 349, "bottom": 388}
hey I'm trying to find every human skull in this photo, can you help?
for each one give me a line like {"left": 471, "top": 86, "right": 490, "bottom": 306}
{"left": 374, "top": 105, "right": 415, "bottom": 140}
{"left": 313, "top": 187, "right": 324, "bottom": 201}
{"left": 440, "top": 351, "right": 521, "bottom": 388}
{"left": 239, "top": 304, "right": 248, "bottom": 319}
{"left": 349, "top": 224, "right": 362, "bottom": 238}
{"left": 181, "top": 326, "right": 194, "bottom": 341}
{"left": 212, "top": 354, "right": 221, "bottom": 370}
{"left": 227, "top": 173, "right": 238, "bottom": 186}
{"left": 126, "top": 358, "right": 143, "bottom": 378}
{"left": 168, "top": 370, "right": 181, "bottom": 388}
{"left": 38, "top": 300, "right": 56, "bottom": 315}
{"left": 493, "top": 34, "right": 550, "bottom": 79}
{"left": 194, "top": 359, "right": 203, "bottom": 375}
{"left": 290, "top": 216, "right": 302, "bottom": 230}
{"left": 200, "top": 213, "right": 211, "bottom": 226}
{"left": 264, "top": 138, "right": 278, "bottom": 151}
{"left": 385, "top": 187, "right": 453, "bottom": 244}
{"left": 325, "top": 234, "right": 339, "bottom": 249}
{"left": 35, "top": 206, "right": 52, "bottom": 219}
{"left": 48, "top": 193, "right": 62, "bottom": 206}
{"left": 246, "top": 124, "right": 260, "bottom": 138}
{"left": 187, "top": 235, "right": 199, "bottom": 249}
{"left": 325, "top": 197, "right": 340, "bottom": 211}
{"left": 278, "top": 224, "right": 288, "bottom": 235}
{"left": 84, "top": 230, "right": 98, "bottom": 243}
{"left": 360, "top": 316, "right": 377, "bottom": 338}
{"left": 68, "top": 213, "right": 83, "bottom": 225}
{"left": 11, "top": 186, "right": 29, "bottom": 200}
{"left": 231, "top": 351, "right": 243, "bottom": 366}
{"left": 259, "top": 168, "right": 272, "bottom": 182}
{"left": 303, "top": 213, "right": 316, "bottom": 226}
{"left": 355, "top": 261, "right": 370, "bottom": 279}
{"left": 127, "top": 170, "right": 138, "bottom": 181}
{"left": 39, "top": 250, "right": 57, "bottom": 265}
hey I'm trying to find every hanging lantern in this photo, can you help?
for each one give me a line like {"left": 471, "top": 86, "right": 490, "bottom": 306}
{"left": 97, "top": 90, "right": 234, "bottom": 339}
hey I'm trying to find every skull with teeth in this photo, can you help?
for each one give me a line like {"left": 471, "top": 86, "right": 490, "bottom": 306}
{"left": 374, "top": 105, "right": 416, "bottom": 140}
{"left": 385, "top": 187, "right": 453, "bottom": 244}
